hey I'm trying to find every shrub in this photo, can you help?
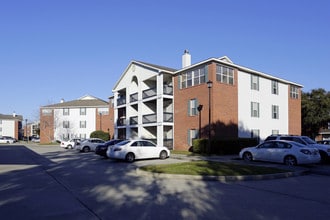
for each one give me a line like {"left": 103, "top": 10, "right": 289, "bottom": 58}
{"left": 90, "top": 130, "right": 110, "bottom": 141}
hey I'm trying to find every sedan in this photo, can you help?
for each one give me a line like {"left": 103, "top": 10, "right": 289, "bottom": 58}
{"left": 95, "top": 139, "right": 124, "bottom": 158}
{"left": 239, "top": 140, "right": 320, "bottom": 165}
{"left": 106, "top": 139, "right": 170, "bottom": 162}
{"left": 60, "top": 138, "right": 82, "bottom": 149}
{"left": 75, "top": 138, "right": 105, "bottom": 152}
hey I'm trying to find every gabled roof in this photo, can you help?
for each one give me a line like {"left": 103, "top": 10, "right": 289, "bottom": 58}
{"left": 42, "top": 95, "right": 108, "bottom": 108}
{"left": 0, "top": 113, "right": 23, "bottom": 120}
{"left": 175, "top": 56, "right": 303, "bottom": 88}
{"left": 112, "top": 60, "right": 176, "bottom": 91}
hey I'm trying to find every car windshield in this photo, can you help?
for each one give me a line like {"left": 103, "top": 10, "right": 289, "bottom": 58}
{"left": 116, "top": 140, "right": 130, "bottom": 146}
{"left": 301, "top": 136, "right": 316, "bottom": 144}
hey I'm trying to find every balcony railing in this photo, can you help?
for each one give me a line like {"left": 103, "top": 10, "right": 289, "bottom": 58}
{"left": 163, "top": 85, "right": 173, "bottom": 95}
{"left": 117, "top": 118, "right": 126, "bottom": 126}
{"left": 163, "top": 112, "right": 173, "bottom": 122}
{"left": 142, "top": 113, "right": 156, "bottom": 124}
{"left": 117, "top": 97, "right": 126, "bottom": 106}
{"left": 130, "top": 93, "right": 138, "bottom": 103}
{"left": 142, "top": 87, "right": 157, "bottom": 99}
{"left": 130, "top": 116, "right": 138, "bottom": 125}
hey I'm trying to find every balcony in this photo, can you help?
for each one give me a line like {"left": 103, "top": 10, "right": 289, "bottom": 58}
{"left": 117, "top": 118, "right": 126, "bottom": 126}
{"left": 130, "top": 116, "right": 138, "bottom": 125}
{"left": 117, "top": 96, "right": 126, "bottom": 106}
{"left": 163, "top": 112, "right": 173, "bottom": 122}
{"left": 143, "top": 114, "right": 156, "bottom": 124}
{"left": 163, "top": 85, "right": 173, "bottom": 95}
{"left": 142, "top": 87, "right": 157, "bottom": 99}
{"left": 130, "top": 93, "right": 138, "bottom": 103}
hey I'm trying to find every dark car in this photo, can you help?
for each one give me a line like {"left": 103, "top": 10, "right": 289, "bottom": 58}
{"left": 95, "top": 139, "right": 124, "bottom": 158}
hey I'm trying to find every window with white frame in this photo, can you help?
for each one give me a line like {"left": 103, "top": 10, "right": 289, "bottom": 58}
{"left": 271, "top": 80, "right": 279, "bottom": 95}
{"left": 216, "top": 64, "right": 234, "bottom": 85}
{"left": 251, "top": 129, "right": 260, "bottom": 141}
{"left": 180, "top": 66, "right": 206, "bottom": 89}
{"left": 188, "top": 129, "right": 198, "bottom": 146}
{"left": 251, "top": 75, "right": 259, "bottom": 90}
{"left": 272, "top": 130, "right": 279, "bottom": 135}
{"left": 188, "top": 99, "right": 198, "bottom": 116}
{"left": 290, "top": 85, "right": 299, "bottom": 99}
{"left": 80, "top": 107, "right": 86, "bottom": 115}
{"left": 251, "top": 102, "right": 260, "bottom": 117}
{"left": 41, "top": 109, "right": 52, "bottom": 116}
{"left": 80, "top": 121, "right": 86, "bottom": 128}
{"left": 272, "top": 105, "right": 279, "bottom": 119}
{"left": 63, "top": 108, "right": 70, "bottom": 116}
{"left": 63, "top": 121, "right": 70, "bottom": 128}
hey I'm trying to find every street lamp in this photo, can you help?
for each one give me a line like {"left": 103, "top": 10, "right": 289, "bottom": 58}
{"left": 25, "top": 119, "right": 28, "bottom": 143}
{"left": 197, "top": 105, "right": 203, "bottom": 139}
{"left": 207, "top": 80, "right": 213, "bottom": 154}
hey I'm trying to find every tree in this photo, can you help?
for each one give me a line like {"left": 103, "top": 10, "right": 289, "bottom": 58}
{"left": 302, "top": 88, "right": 330, "bottom": 138}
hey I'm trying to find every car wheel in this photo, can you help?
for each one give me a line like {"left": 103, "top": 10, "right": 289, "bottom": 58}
{"left": 82, "top": 146, "right": 90, "bottom": 153}
{"left": 159, "top": 150, "right": 168, "bottom": 159}
{"left": 67, "top": 145, "right": 72, "bottom": 149}
{"left": 284, "top": 155, "right": 297, "bottom": 166}
{"left": 125, "top": 153, "right": 135, "bottom": 162}
{"left": 243, "top": 152, "right": 253, "bottom": 161}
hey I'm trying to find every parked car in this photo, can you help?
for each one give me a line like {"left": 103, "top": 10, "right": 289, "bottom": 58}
{"left": 95, "top": 139, "right": 124, "bottom": 158}
{"left": 76, "top": 138, "right": 105, "bottom": 152}
{"left": 265, "top": 135, "right": 330, "bottom": 162}
{"left": 106, "top": 139, "right": 170, "bottom": 162}
{"left": 317, "top": 140, "right": 330, "bottom": 145}
{"left": 239, "top": 140, "right": 320, "bottom": 165}
{"left": 0, "top": 136, "right": 15, "bottom": 144}
{"left": 31, "top": 137, "right": 40, "bottom": 143}
{"left": 60, "top": 138, "right": 82, "bottom": 149}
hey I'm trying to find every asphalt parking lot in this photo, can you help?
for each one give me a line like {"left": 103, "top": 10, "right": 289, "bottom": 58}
{"left": 1, "top": 144, "right": 330, "bottom": 220}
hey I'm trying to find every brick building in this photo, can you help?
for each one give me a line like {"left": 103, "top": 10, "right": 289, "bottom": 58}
{"left": 111, "top": 51, "right": 302, "bottom": 151}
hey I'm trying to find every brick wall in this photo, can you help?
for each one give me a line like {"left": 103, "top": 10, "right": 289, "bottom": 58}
{"left": 288, "top": 88, "right": 302, "bottom": 135}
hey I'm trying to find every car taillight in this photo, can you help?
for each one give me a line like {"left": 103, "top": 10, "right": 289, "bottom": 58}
{"left": 114, "top": 148, "right": 121, "bottom": 152}
{"left": 300, "top": 149, "right": 311, "bottom": 155}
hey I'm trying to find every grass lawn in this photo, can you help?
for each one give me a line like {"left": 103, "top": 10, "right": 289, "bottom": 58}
{"left": 140, "top": 160, "right": 290, "bottom": 176}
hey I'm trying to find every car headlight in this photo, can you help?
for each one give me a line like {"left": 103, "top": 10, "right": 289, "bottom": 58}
{"left": 300, "top": 149, "right": 312, "bottom": 155}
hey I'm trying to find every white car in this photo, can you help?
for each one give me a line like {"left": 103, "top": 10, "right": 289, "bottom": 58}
{"left": 60, "top": 138, "right": 82, "bottom": 149}
{"left": 75, "top": 138, "right": 105, "bottom": 152}
{"left": 0, "top": 136, "right": 15, "bottom": 144}
{"left": 239, "top": 140, "right": 321, "bottom": 166}
{"left": 106, "top": 139, "right": 170, "bottom": 162}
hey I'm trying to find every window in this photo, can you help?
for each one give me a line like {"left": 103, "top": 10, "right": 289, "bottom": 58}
{"left": 272, "top": 105, "right": 279, "bottom": 119}
{"left": 80, "top": 133, "right": 86, "bottom": 139}
{"left": 272, "top": 130, "right": 279, "bottom": 135}
{"left": 251, "top": 129, "right": 260, "bottom": 140}
{"left": 216, "top": 64, "right": 234, "bottom": 85}
{"left": 63, "top": 108, "right": 70, "bottom": 116}
{"left": 42, "top": 109, "right": 52, "bottom": 116}
{"left": 251, "top": 75, "right": 259, "bottom": 90}
{"left": 63, "top": 121, "right": 70, "bottom": 128}
{"left": 188, "top": 129, "right": 198, "bottom": 146}
{"left": 180, "top": 66, "right": 207, "bottom": 89}
{"left": 80, "top": 121, "right": 86, "bottom": 128}
{"left": 271, "top": 80, "right": 278, "bottom": 95}
{"left": 80, "top": 108, "right": 86, "bottom": 115}
{"left": 188, "top": 99, "right": 198, "bottom": 116}
{"left": 251, "top": 102, "right": 260, "bottom": 117}
{"left": 290, "top": 85, "right": 299, "bottom": 99}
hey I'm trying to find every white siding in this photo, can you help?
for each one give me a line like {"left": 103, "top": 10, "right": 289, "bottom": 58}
{"left": 0, "top": 120, "right": 15, "bottom": 137}
{"left": 237, "top": 70, "right": 289, "bottom": 140}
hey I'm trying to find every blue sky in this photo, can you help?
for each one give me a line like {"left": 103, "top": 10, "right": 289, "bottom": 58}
{"left": 1, "top": 0, "right": 329, "bottom": 122}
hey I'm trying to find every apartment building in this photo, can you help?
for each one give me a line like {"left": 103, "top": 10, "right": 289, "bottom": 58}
{"left": 174, "top": 51, "right": 302, "bottom": 150}
{"left": 39, "top": 95, "right": 111, "bottom": 143}
{"left": 0, "top": 113, "right": 23, "bottom": 140}
{"left": 111, "top": 51, "right": 302, "bottom": 151}
{"left": 112, "top": 61, "right": 176, "bottom": 149}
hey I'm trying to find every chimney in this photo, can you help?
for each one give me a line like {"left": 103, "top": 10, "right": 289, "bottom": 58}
{"left": 13, "top": 111, "right": 16, "bottom": 117}
{"left": 60, "top": 98, "right": 65, "bottom": 103}
{"left": 182, "top": 49, "right": 191, "bottom": 68}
